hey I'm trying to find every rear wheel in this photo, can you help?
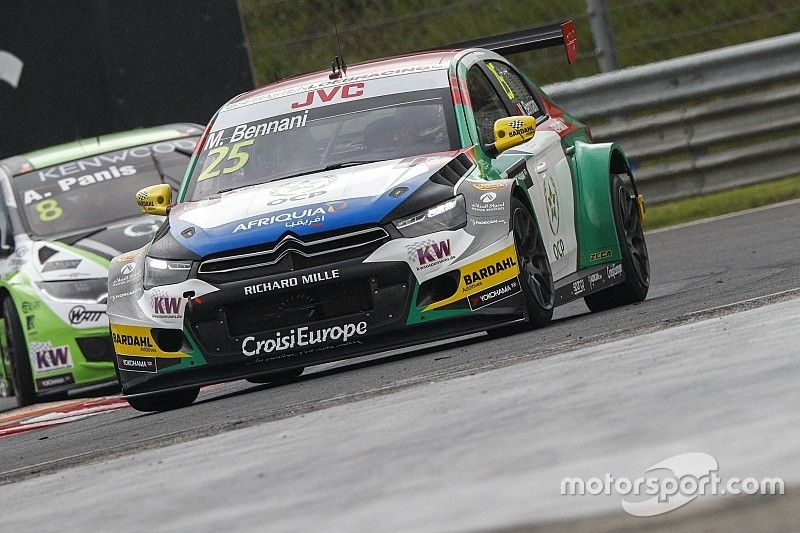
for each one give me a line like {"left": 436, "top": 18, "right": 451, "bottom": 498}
{"left": 488, "top": 198, "right": 553, "bottom": 337}
{"left": 125, "top": 386, "right": 200, "bottom": 413}
{"left": 246, "top": 367, "right": 304, "bottom": 385}
{"left": 585, "top": 173, "right": 649, "bottom": 312}
{"left": 3, "top": 299, "right": 36, "bottom": 407}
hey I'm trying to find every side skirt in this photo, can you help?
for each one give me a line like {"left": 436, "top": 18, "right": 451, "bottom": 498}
{"left": 553, "top": 262, "right": 625, "bottom": 306}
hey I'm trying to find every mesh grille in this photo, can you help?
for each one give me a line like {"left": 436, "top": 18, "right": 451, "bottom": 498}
{"left": 76, "top": 336, "right": 115, "bottom": 363}
{"left": 224, "top": 278, "right": 373, "bottom": 336}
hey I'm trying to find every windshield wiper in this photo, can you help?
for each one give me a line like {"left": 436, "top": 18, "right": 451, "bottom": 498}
{"left": 56, "top": 225, "right": 109, "bottom": 245}
{"left": 213, "top": 160, "right": 382, "bottom": 196}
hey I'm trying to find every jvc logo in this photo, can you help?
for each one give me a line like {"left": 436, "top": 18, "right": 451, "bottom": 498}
{"left": 291, "top": 82, "right": 365, "bottom": 109}
{"left": 416, "top": 240, "right": 452, "bottom": 265}
{"left": 34, "top": 346, "right": 71, "bottom": 371}
{"left": 153, "top": 297, "right": 181, "bottom": 315}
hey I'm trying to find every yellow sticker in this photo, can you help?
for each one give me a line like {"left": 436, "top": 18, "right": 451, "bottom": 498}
{"left": 486, "top": 63, "right": 515, "bottom": 101}
{"left": 424, "top": 244, "right": 520, "bottom": 311}
{"left": 111, "top": 324, "right": 188, "bottom": 358}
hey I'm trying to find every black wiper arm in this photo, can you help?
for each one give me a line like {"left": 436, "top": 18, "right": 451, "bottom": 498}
{"left": 56, "top": 226, "right": 109, "bottom": 245}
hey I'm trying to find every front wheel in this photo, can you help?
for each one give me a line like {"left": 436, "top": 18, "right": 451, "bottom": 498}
{"left": 584, "top": 173, "right": 650, "bottom": 312}
{"left": 488, "top": 198, "right": 553, "bottom": 337}
{"left": 3, "top": 299, "right": 36, "bottom": 407}
{"left": 125, "top": 386, "right": 200, "bottom": 413}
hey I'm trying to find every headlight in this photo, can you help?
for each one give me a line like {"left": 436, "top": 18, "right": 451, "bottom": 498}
{"left": 143, "top": 257, "right": 192, "bottom": 288}
{"left": 38, "top": 279, "right": 107, "bottom": 303}
{"left": 393, "top": 195, "right": 467, "bottom": 238}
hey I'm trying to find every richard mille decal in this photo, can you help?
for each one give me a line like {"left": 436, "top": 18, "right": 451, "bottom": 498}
{"left": 244, "top": 269, "right": 340, "bottom": 295}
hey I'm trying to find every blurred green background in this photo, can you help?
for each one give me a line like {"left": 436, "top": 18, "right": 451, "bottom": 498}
{"left": 240, "top": 0, "right": 800, "bottom": 86}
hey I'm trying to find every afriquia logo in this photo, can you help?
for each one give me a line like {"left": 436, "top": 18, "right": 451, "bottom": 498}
{"left": 560, "top": 452, "right": 785, "bottom": 517}
{"left": 233, "top": 204, "right": 344, "bottom": 233}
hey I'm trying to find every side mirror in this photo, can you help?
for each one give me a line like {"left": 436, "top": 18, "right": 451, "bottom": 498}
{"left": 488, "top": 116, "right": 537, "bottom": 156}
{"left": 136, "top": 184, "right": 172, "bottom": 216}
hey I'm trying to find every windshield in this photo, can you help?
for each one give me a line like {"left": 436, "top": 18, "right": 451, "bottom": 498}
{"left": 13, "top": 137, "right": 198, "bottom": 237}
{"left": 186, "top": 71, "right": 458, "bottom": 200}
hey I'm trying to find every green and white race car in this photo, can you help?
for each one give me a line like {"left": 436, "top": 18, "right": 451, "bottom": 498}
{"left": 0, "top": 124, "right": 200, "bottom": 406}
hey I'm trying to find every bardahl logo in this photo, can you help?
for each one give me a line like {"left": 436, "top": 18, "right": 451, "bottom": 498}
{"left": 462, "top": 255, "right": 517, "bottom": 286}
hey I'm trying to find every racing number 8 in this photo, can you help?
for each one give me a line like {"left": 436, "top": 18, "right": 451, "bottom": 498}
{"left": 36, "top": 199, "right": 63, "bottom": 222}
{"left": 197, "top": 140, "right": 254, "bottom": 182}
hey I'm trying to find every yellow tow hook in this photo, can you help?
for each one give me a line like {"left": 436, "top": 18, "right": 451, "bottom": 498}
{"left": 636, "top": 194, "right": 646, "bottom": 222}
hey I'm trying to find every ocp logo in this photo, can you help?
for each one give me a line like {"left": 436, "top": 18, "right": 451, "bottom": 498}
{"left": 0, "top": 51, "right": 23, "bottom": 89}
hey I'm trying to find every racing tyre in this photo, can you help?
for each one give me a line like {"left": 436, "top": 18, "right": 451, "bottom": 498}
{"left": 584, "top": 173, "right": 649, "bottom": 312}
{"left": 246, "top": 367, "right": 304, "bottom": 385}
{"left": 3, "top": 299, "right": 37, "bottom": 407}
{"left": 489, "top": 198, "right": 554, "bottom": 337}
{"left": 125, "top": 386, "right": 200, "bottom": 413}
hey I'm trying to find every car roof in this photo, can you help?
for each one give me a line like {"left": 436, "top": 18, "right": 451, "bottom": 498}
{"left": 0, "top": 123, "right": 204, "bottom": 177}
{"left": 226, "top": 50, "right": 462, "bottom": 109}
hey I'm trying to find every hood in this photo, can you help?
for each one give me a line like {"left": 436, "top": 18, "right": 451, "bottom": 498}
{"left": 168, "top": 151, "right": 476, "bottom": 257}
{"left": 56, "top": 216, "right": 163, "bottom": 261}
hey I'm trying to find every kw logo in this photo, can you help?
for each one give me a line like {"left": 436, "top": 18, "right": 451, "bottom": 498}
{"left": 33, "top": 345, "right": 71, "bottom": 371}
{"left": 153, "top": 297, "right": 181, "bottom": 315}
{"left": 416, "top": 240, "right": 452, "bottom": 266}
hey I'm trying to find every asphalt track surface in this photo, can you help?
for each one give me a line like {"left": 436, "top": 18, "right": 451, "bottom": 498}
{"left": 1, "top": 199, "right": 799, "bottom": 530}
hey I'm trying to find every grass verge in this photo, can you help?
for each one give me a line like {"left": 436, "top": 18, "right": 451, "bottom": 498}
{"left": 643, "top": 175, "right": 800, "bottom": 230}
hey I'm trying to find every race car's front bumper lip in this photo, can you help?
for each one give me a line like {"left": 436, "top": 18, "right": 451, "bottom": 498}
{"left": 121, "top": 312, "right": 525, "bottom": 397}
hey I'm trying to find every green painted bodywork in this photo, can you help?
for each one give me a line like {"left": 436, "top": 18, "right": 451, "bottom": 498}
{"left": 570, "top": 141, "right": 626, "bottom": 269}
{"left": 0, "top": 271, "right": 115, "bottom": 393}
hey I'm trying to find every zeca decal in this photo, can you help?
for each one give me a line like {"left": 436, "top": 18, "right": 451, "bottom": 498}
{"left": 590, "top": 250, "right": 612, "bottom": 261}
{"left": 291, "top": 82, "right": 365, "bottom": 109}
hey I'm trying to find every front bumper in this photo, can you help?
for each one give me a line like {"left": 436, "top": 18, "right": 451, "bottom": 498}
{"left": 118, "top": 251, "right": 526, "bottom": 396}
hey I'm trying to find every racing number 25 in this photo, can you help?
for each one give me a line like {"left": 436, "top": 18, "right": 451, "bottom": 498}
{"left": 197, "top": 140, "right": 253, "bottom": 182}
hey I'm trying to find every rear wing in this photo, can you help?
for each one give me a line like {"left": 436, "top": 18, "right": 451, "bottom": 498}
{"left": 445, "top": 20, "right": 578, "bottom": 64}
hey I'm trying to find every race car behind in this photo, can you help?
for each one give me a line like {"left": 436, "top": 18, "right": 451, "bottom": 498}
{"left": 0, "top": 124, "right": 201, "bottom": 406}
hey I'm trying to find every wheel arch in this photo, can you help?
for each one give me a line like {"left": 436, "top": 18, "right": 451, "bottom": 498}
{"left": 571, "top": 141, "right": 632, "bottom": 269}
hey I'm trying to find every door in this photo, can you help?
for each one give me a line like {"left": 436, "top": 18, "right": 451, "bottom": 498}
{"left": 464, "top": 59, "right": 578, "bottom": 281}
